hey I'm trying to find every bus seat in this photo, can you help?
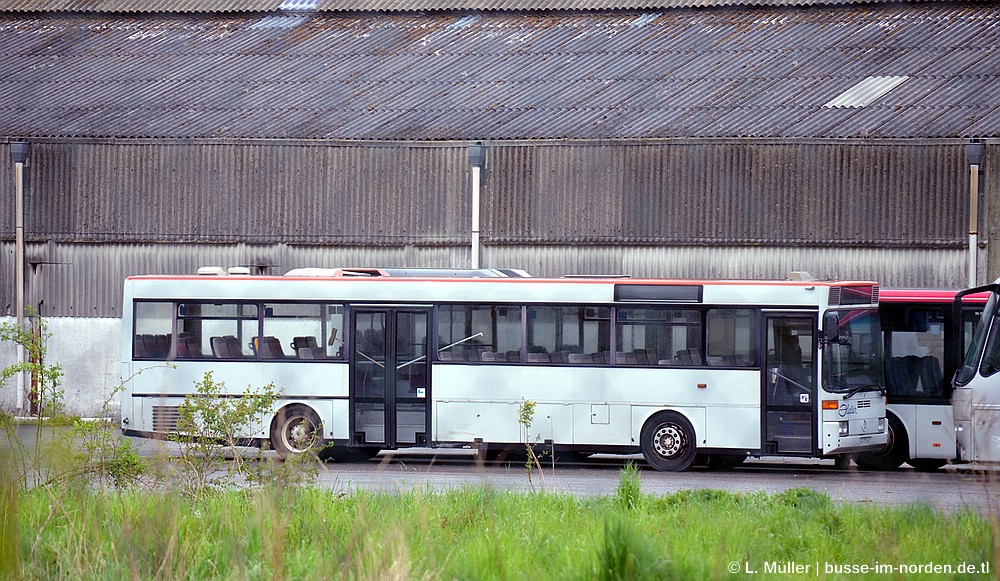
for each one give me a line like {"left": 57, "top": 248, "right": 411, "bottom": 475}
{"left": 210, "top": 336, "right": 229, "bottom": 358}
{"left": 919, "top": 355, "right": 944, "bottom": 395}
{"left": 568, "top": 353, "right": 591, "bottom": 364}
{"left": 480, "top": 351, "right": 497, "bottom": 362}
{"left": 227, "top": 336, "right": 248, "bottom": 358}
{"left": 506, "top": 350, "right": 522, "bottom": 362}
{"left": 292, "top": 336, "right": 319, "bottom": 350}
{"left": 292, "top": 336, "right": 325, "bottom": 358}
{"left": 134, "top": 335, "right": 150, "bottom": 358}
{"left": 259, "top": 336, "right": 286, "bottom": 359}
{"left": 527, "top": 352, "right": 550, "bottom": 363}
{"left": 885, "top": 357, "right": 913, "bottom": 395}
{"left": 177, "top": 336, "right": 201, "bottom": 358}
{"left": 151, "top": 334, "right": 170, "bottom": 358}
{"left": 210, "top": 335, "right": 244, "bottom": 358}
{"left": 616, "top": 352, "right": 638, "bottom": 365}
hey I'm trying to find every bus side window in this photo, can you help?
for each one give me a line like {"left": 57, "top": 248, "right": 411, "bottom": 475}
{"left": 437, "top": 304, "right": 521, "bottom": 363}
{"left": 528, "top": 305, "right": 609, "bottom": 365}
{"left": 706, "top": 308, "right": 756, "bottom": 367}
{"left": 133, "top": 301, "right": 173, "bottom": 360}
{"left": 980, "top": 323, "right": 1000, "bottom": 377}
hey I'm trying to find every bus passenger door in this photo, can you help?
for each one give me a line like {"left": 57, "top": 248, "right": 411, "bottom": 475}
{"left": 763, "top": 315, "right": 817, "bottom": 454}
{"left": 350, "top": 308, "right": 430, "bottom": 449}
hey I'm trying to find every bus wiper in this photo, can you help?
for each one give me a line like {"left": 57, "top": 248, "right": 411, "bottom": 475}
{"left": 844, "top": 384, "right": 884, "bottom": 399}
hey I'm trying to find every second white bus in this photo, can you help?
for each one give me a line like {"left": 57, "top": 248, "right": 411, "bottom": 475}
{"left": 854, "top": 289, "right": 986, "bottom": 471}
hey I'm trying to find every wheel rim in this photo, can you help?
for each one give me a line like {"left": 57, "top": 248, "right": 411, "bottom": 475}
{"left": 282, "top": 416, "right": 317, "bottom": 453}
{"left": 868, "top": 422, "right": 896, "bottom": 460}
{"left": 652, "top": 423, "right": 685, "bottom": 459}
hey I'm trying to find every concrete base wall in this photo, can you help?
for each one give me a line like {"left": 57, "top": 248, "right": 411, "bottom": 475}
{"left": 0, "top": 317, "right": 121, "bottom": 419}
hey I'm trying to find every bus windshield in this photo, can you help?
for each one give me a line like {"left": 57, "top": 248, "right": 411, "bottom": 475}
{"left": 956, "top": 292, "right": 999, "bottom": 385}
{"left": 822, "top": 309, "right": 883, "bottom": 394}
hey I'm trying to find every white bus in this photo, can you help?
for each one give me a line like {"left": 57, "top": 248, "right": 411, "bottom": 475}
{"left": 854, "top": 289, "right": 986, "bottom": 471}
{"left": 120, "top": 268, "right": 887, "bottom": 471}
{"left": 952, "top": 279, "right": 1000, "bottom": 464}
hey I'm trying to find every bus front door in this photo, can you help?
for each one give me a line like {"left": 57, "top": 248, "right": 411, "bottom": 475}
{"left": 350, "top": 308, "right": 431, "bottom": 449}
{"left": 763, "top": 315, "right": 817, "bottom": 455}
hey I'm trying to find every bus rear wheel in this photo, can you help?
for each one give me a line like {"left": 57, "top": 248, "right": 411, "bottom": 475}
{"left": 640, "top": 412, "right": 697, "bottom": 472}
{"left": 270, "top": 405, "right": 322, "bottom": 460}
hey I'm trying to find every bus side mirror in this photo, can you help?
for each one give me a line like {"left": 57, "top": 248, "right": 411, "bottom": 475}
{"left": 821, "top": 312, "right": 841, "bottom": 345}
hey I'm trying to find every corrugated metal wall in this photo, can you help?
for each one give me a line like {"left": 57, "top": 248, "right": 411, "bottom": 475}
{"left": 0, "top": 138, "right": 984, "bottom": 317}
{"left": 0, "top": 242, "right": 972, "bottom": 318}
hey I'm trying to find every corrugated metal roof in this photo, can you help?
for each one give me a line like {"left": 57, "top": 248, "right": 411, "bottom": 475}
{"left": 0, "top": 0, "right": 921, "bottom": 14}
{"left": 1, "top": 4, "right": 998, "bottom": 140}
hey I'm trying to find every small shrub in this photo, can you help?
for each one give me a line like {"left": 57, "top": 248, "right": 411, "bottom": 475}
{"left": 170, "top": 371, "right": 281, "bottom": 497}
{"left": 517, "top": 398, "right": 545, "bottom": 488}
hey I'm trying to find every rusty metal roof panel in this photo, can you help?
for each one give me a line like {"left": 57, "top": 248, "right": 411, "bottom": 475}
{"left": 2, "top": 5, "right": 999, "bottom": 140}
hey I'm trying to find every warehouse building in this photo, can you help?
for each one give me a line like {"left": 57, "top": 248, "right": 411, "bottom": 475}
{"left": 1, "top": 0, "right": 997, "bottom": 414}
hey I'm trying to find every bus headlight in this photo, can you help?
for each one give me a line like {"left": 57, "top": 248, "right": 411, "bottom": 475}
{"left": 878, "top": 418, "right": 885, "bottom": 433}
{"left": 838, "top": 421, "right": 849, "bottom": 436}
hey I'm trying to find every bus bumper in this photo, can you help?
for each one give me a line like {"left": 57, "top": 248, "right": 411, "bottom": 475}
{"left": 822, "top": 420, "right": 887, "bottom": 454}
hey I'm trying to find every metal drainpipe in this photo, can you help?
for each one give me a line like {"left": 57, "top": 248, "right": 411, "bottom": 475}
{"left": 11, "top": 141, "right": 30, "bottom": 414}
{"left": 967, "top": 141, "right": 986, "bottom": 288}
{"left": 467, "top": 144, "right": 487, "bottom": 270}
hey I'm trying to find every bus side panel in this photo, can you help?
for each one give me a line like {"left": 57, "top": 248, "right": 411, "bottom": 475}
{"left": 125, "top": 361, "right": 348, "bottom": 439}
{"left": 912, "top": 405, "right": 957, "bottom": 460}
{"left": 331, "top": 398, "right": 350, "bottom": 440}
{"left": 957, "top": 385, "right": 1000, "bottom": 462}
{"left": 431, "top": 365, "right": 756, "bottom": 448}
{"left": 704, "top": 405, "right": 761, "bottom": 449}
{"left": 573, "top": 403, "right": 632, "bottom": 447}
{"left": 432, "top": 364, "right": 760, "bottom": 450}
{"left": 434, "top": 401, "right": 522, "bottom": 444}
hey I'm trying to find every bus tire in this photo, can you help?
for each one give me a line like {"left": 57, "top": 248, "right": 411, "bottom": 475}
{"left": 270, "top": 404, "right": 323, "bottom": 460}
{"left": 855, "top": 415, "right": 906, "bottom": 471}
{"left": 640, "top": 412, "right": 697, "bottom": 472}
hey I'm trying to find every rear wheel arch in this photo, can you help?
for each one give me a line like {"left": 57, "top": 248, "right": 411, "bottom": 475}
{"left": 269, "top": 403, "right": 324, "bottom": 460}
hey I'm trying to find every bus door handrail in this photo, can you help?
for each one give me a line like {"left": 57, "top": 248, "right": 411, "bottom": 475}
{"left": 396, "top": 332, "right": 484, "bottom": 370}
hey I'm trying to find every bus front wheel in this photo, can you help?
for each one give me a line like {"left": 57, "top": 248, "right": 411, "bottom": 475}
{"left": 270, "top": 405, "right": 323, "bottom": 460}
{"left": 640, "top": 412, "right": 697, "bottom": 472}
{"left": 855, "top": 415, "right": 906, "bottom": 471}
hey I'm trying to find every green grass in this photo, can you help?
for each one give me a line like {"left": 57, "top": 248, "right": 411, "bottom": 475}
{"left": 3, "top": 484, "right": 994, "bottom": 580}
